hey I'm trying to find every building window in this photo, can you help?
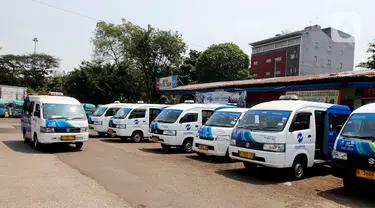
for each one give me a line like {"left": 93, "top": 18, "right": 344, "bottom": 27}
{"left": 341, "top": 49, "right": 344, "bottom": 55}
{"left": 252, "top": 73, "right": 257, "bottom": 78}
{"left": 266, "top": 72, "right": 271, "bottom": 76}
{"left": 314, "top": 56, "right": 318, "bottom": 63}
{"left": 253, "top": 60, "right": 258, "bottom": 66}
{"left": 290, "top": 54, "right": 295, "bottom": 59}
{"left": 266, "top": 58, "right": 272, "bottom": 63}
{"left": 294, "top": 68, "right": 297, "bottom": 73}
{"left": 340, "top": 63, "right": 343, "bottom": 69}
{"left": 314, "top": 42, "right": 319, "bottom": 48}
{"left": 328, "top": 59, "right": 331, "bottom": 66}
{"left": 289, "top": 68, "right": 293, "bottom": 73}
{"left": 276, "top": 70, "right": 281, "bottom": 75}
{"left": 328, "top": 46, "right": 332, "bottom": 53}
{"left": 275, "top": 57, "right": 282, "bottom": 61}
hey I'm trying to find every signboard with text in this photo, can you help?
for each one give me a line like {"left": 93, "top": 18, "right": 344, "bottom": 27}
{"left": 286, "top": 90, "right": 341, "bottom": 104}
{"left": 156, "top": 76, "right": 177, "bottom": 91}
{"left": 196, "top": 90, "right": 247, "bottom": 107}
{"left": 362, "top": 88, "right": 375, "bottom": 98}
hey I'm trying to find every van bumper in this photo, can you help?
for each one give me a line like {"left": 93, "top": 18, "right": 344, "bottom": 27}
{"left": 91, "top": 124, "right": 107, "bottom": 133}
{"left": 229, "top": 146, "right": 287, "bottom": 168}
{"left": 192, "top": 138, "right": 228, "bottom": 156}
{"left": 38, "top": 132, "right": 89, "bottom": 144}
{"left": 150, "top": 134, "right": 180, "bottom": 146}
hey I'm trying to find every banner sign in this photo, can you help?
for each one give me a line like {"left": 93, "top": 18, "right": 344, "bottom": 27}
{"left": 362, "top": 88, "right": 375, "bottom": 98}
{"left": 196, "top": 91, "right": 247, "bottom": 107}
{"left": 156, "top": 76, "right": 177, "bottom": 91}
{"left": 286, "top": 90, "right": 341, "bottom": 104}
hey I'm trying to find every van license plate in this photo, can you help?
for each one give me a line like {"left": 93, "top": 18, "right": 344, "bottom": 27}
{"left": 198, "top": 145, "right": 208, "bottom": 151}
{"left": 152, "top": 137, "right": 159, "bottom": 142}
{"left": 356, "top": 169, "right": 375, "bottom": 180}
{"left": 61, "top": 136, "right": 75, "bottom": 141}
{"left": 239, "top": 151, "right": 254, "bottom": 159}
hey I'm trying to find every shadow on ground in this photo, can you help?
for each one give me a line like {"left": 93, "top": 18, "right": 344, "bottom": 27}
{"left": 186, "top": 155, "right": 235, "bottom": 164}
{"left": 100, "top": 138, "right": 152, "bottom": 144}
{"left": 318, "top": 185, "right": 375, "bottom": 207}
{"left": 139, "top": 147, "right": 186, "bottom": 155}
{"left": 215, "top": 165, "right": 332, "bottom": 185}
{"left": 2, "top": 140, "right": 81, "bottom": 154}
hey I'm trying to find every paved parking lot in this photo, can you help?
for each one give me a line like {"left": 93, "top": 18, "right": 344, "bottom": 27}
{"left": 1, "top": 118, "right": 375, "bottom": 208}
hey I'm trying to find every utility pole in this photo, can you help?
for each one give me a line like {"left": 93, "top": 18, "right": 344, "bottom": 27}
{"left": 33, "top": 37, "right": 38, "bottom": 54}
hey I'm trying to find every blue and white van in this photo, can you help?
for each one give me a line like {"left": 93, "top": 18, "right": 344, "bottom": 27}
{"left": 21, "top": 92, "right": 89, "bottom": 150}
{"left": 0, "top": 99, "right": 6, "bottom": 117}
{"left": 193, "top": 108, "right": 249, "bottom": 157}
{"left": 150, "top": 103, "right": 237, "bottom": 153}
{"left": 332, "top": 103, "right": 375, "bottom": 189}
{"left": 229, "top": 96, "right": 351, "bottom": 179}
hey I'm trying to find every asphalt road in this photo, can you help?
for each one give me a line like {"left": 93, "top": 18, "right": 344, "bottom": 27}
{"left": 1, "top": 118, "right": 375, "bottom": 208}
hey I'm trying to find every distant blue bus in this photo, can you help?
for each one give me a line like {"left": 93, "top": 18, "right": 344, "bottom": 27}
{"left": 0, "top": 99, "right": 6, "bottom": 117}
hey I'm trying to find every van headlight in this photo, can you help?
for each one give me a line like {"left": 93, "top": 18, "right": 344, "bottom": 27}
{"left": 40, "top": 127, "right": 54, "bottom": 133}
{"left": 263, "top": 144, "right": 285, "bottom": 152}
{"left": 80, "top": 127, "right": 88, "bottom": 132}
{"left": 93, "top": 121, "right": 102, "bottom": 125}
{"left": 116, "top": 124, "right": 126, "bottom": 129}
{"left": 163, "top": 130, "right": 176, "bottom": 136}
{"left": 216, "top": 136, "right": 230, "bottom": 141}
{"left": 230, "top": 139, "right": 236, "bottom": 146}
{"left": 332, "top": 150, "right": 347, "bottom": 160}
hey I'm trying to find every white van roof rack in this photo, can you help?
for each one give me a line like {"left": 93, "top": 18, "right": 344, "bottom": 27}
{"left": 184, "top": 100, "right": 194, "bottom": 104}
{"left": 114, "top": 101, "right": 120, "bottom": 104}
{"left": 279, "top": 95, "right": 298, "bottom": 100}
{"left": 137, "top": 101, "right": 144, "bottom": 104}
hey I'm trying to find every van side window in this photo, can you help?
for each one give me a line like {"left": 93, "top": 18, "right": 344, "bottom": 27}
{"left": 29, "top": 102, "right": 35, "bottom": 116}
{"left": 105, "top": 108, "right": 120, "bottom": 117}
{"left": 329, "top": 113, "right": 349, "bottom": 132}
{"left": 180, "top": 113, "right": 198, "bottom": 123}
{"left": 23, "top": 101, "right": 30, "bottom": 115}
{"left": 202, "top": 110, "right": 213, "bottom": 124}
{"left": 35, "top": 104, "right": 40, "bottom": 112}
{"left": 290, "top": 112, "right": 311, "bottom": 131}
{"left": 129, "top": 109, "right": 146, "bottom": 119}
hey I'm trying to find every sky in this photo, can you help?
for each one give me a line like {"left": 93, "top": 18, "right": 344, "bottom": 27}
{"left": 1, "top": 0, "right": 374, "bottom": 72}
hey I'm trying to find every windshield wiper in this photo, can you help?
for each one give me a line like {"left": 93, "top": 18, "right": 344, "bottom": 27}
{"left": 68, "top": 117, "right": 84, "bottom": 120}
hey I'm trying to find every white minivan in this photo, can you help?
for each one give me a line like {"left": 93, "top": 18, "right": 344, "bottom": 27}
{"left": 229, "top": 96, "right": 351, "bottom": 179}
{"left": 89, "top": 103, "right": 132, "bottom": 136}
{"left": 21, "top": 93, "right": 89, "bottom": 150}
{"left": 150, "top": 103, "right": 236, "bottom": 153}
{"left": 109, "top": 104, "right": 169, "bottom": 142}
{"left": 193, "top": 108, "right": 249, "bottom": 157}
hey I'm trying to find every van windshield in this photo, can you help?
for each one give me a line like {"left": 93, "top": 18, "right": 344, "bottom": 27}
{"left": 205, "top": 111, "right": 242, "bottom": 128}
{"left": 237, "top": 110, "right": 291, "bottom": 132}
{"left": 154, "top": 109, "right": 182, "bottom": 123}
{"left": 43, "top": 104, "right": 86, "bottom": 120}
{"left": 92, "top": 107, "right": 108, "bottom": 116}
{"left": 341, "top": 113, "right": 375, "bottom": 140}
{"left": 113, "top": 108, "right": 132, "bottom": 119}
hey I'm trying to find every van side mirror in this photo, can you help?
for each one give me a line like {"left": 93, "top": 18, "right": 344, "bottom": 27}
{"left": 34, "top": 111, "right": 40, "bottom": 118}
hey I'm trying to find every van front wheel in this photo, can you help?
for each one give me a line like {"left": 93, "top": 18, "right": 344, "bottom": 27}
{"left": 182, "top": 138, "right": 193, "bottom": 153}
{"left": 343, "top": 177, "right": 356, "bottom": 190}
{"left": 75, "top": 142, "right": 83, "bottom": 150}
{"left": 132, "top": 132, "right": 143, "bottom": 143}
{"left": 291, "top": 159, "right": 306, "bottom": 180}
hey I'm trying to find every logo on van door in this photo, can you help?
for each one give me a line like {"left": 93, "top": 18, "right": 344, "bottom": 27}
{"left": 297, "top": 133, "right": 303, "bottom": 143}
{"left": 185, "top": 124, "right": 191, "bottom": 130}
{"left": 134, "top": 120, "right": 139, "bottom": 124}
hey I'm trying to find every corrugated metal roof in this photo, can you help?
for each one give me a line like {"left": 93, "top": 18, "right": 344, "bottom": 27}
{"left": 167, "top": 70, "right": 375, "bottom": 91}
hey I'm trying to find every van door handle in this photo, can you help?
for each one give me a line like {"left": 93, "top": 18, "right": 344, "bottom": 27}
{"left": 143, "top": 121, "right": 146, "bottom": 123}
{"left": 195, "top": 125, "right": 199, "bottom": 127}
{"left": 308, "top": 135, "right": 311, "bottom": 138}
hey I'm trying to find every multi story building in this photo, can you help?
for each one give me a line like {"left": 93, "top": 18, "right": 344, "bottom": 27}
{"left": 249, "top": 25, "right": 355, "bottom": 79}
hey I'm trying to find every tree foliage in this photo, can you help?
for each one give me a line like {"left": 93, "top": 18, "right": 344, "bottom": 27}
{"left": 358, "top": 39, "right": 375, "bottom": 69}
{"left": 178, "top": 50, "right": 201, "bottom": 85}
{"left": 196, "top": 43, "right": 250, "bottom": 83}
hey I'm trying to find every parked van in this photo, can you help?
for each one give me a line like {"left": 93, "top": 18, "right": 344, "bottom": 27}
{"left": 229, "top": 95, "right": 351, "bottom": 179}
{"left": 150, "top": 104, "right": 236, "bottom": 153}
{"left": 89, "top": 103, "right": 131, "bottom": 137}
{"left": 21, "top": 92, "right": 89, "bottom": 150}
{"left": 109, "top": 104, "right": 169, "bottom": 142}
{"left": 193, "top": 108, "right": 249, "bottom": 157}
{"left": 0, "top": 99, "right": 6, "bottom": 117}
{"left": 332, "top": 103, "right": 375, "bottom": 189}
{"left": 82, "top": 103, "right": 96, "bottom": 118}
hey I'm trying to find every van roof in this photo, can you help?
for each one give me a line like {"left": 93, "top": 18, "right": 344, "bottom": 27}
{"left": 216, "top": 108, "right": 249, "bottom": 113}
{"left": 252, "top": 100, "right": 350, "bottom": 112}
{"left": 165, "top": 103, "right": 233, "bottom": 111}
{"left": 119, "top": 104, "right": 170, "bottom": 109}
{"left": 352, "top": 103, "right": 375, "bottom": 114}
{"left": 26, "top": 95, "right": 80, "bottom": 105}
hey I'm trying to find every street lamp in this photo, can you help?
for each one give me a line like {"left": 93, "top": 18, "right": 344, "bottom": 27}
{"left": 33, "top": 38, "right": 38, "bottom": 54}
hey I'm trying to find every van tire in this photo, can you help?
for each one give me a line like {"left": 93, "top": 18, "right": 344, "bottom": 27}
{"left": 132, "top": 131, "right": 143, "bottom": 143}
{"left": 343, "top": 177, "right": 356, "bottom": 191}
{"left": 181, "top": 138, "right": 193, "bottom": 153}
{"left": 291, "top": 155, "right": 307, "bottom": 180}
{"left": 98, "top": 132, "right": 106, "bottom": 137}
{"left": 33, "top": 133, "right": 42, "bottom": 151}
{"left": 243, "top": 162, "right": 257, "bottom": 170}
{"left": 161, "top": 143, "right": 171, "bottom": 150}
{"left": 75, "top": 142, "right": 83, "bottom": 150}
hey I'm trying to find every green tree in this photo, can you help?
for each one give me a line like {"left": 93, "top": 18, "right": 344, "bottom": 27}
{"left": 358, "top": 39, "right": 375, "bottom": 69}
{"left": 92, "top": 20, "right": 187, "bottom": 102}
{"left": 196, "top": 43, "right": 250, "bottom": 83}
{"left": 178, "top": 50, "right": 201, "bottom": 85}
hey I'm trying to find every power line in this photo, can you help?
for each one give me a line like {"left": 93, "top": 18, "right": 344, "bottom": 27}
{"left": 29, "top": 0, "right": 207, "bottom": 49}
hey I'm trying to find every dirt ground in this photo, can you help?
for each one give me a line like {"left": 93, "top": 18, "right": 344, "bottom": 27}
{"left": 1, "top": 118, "right": 375, "bottom": 208}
